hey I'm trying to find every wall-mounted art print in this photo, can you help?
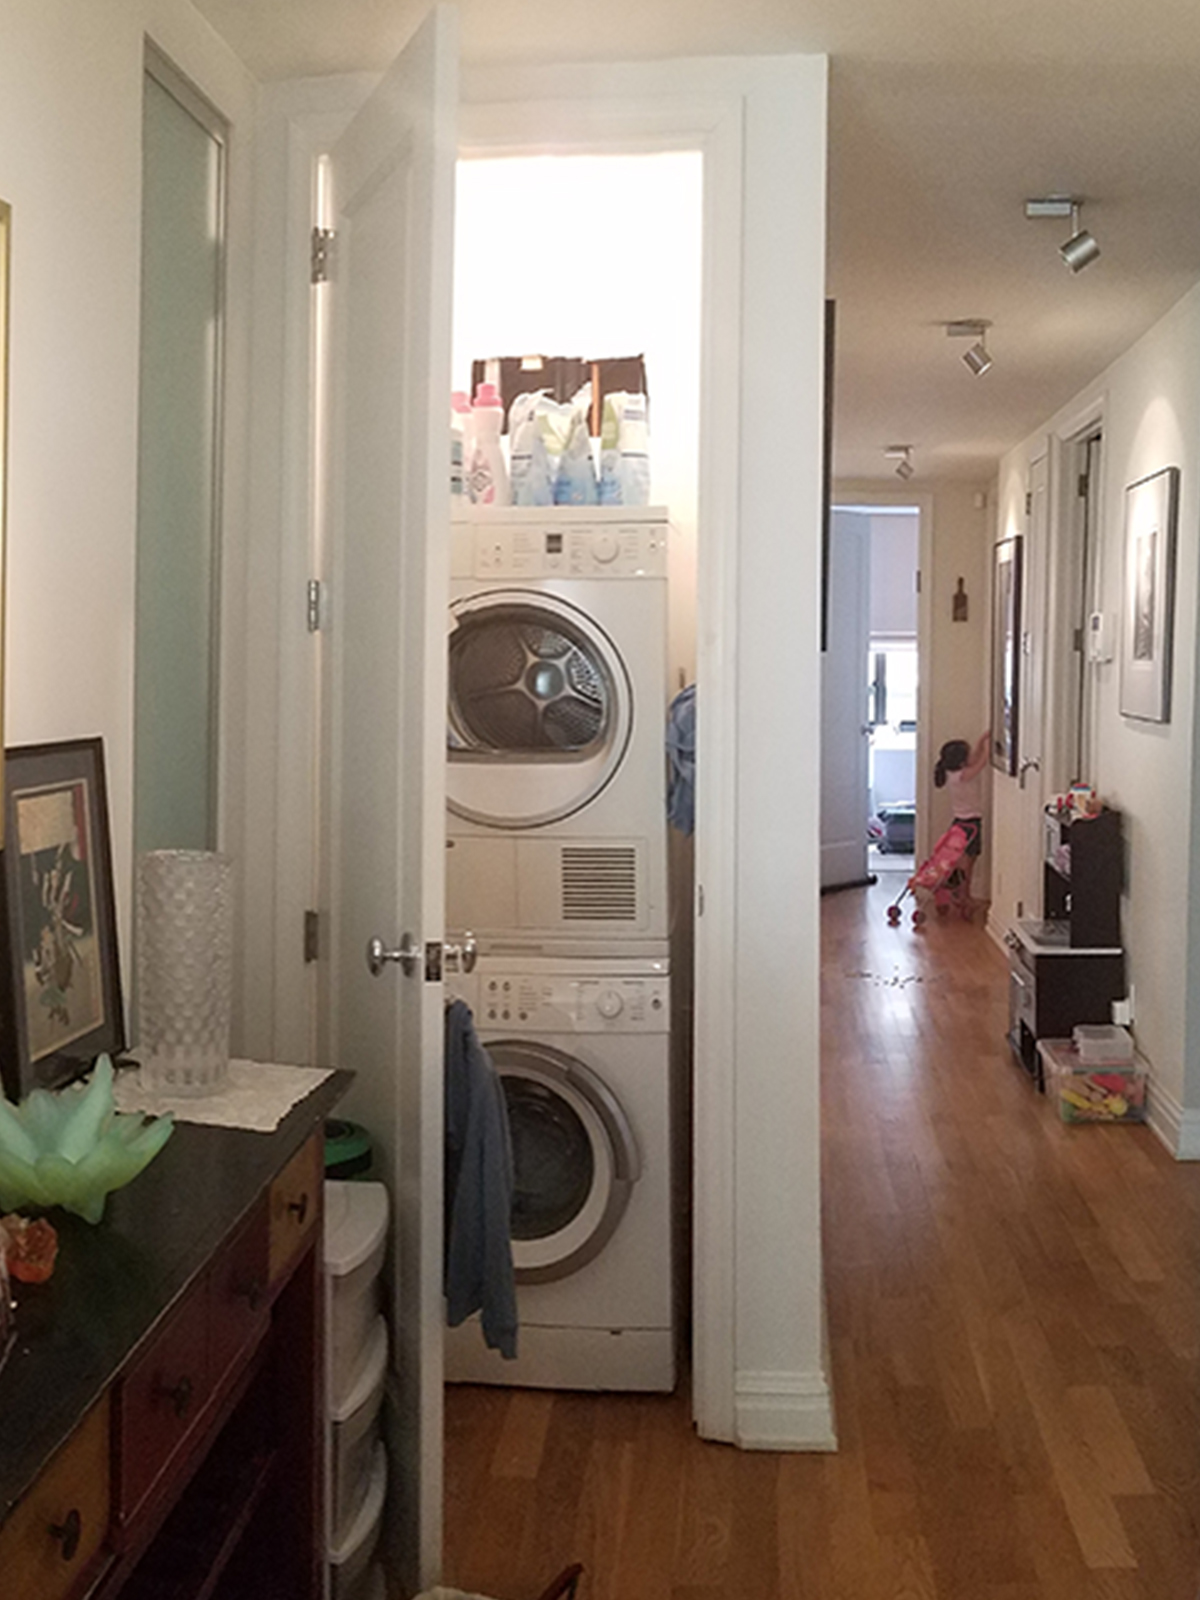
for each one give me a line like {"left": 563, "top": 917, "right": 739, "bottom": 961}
{"left": 0, "top": 738, "right": 125, "bottom": 1099}
{"left": 990, "top": 536, "right": 1022, "bottom": 775}
{"left": 1120, "top": 466, "right": 1179, "bottom": 723}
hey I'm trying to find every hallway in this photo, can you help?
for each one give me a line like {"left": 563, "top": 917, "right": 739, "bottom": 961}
{"left": 443, "top": 875, "right": 1200, "bottom": 1599}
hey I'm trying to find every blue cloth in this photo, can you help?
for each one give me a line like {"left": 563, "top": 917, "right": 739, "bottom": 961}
{"left": 666, "top": 684, "right": 696, "bottom": 836}
{"left": 444, "top": 1000, "right": 518, "bottom": 1359}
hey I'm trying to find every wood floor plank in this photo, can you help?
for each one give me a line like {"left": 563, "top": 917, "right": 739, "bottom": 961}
{"left": 443, "top": 876, "right": 1200, "bottom": 1599}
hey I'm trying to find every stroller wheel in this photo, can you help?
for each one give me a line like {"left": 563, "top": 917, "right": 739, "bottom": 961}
{"left": 912, "top": 909, "right": 926, "bottom": 927}
{"left": 887, "top": 905, "right": 901, "bottom": 926}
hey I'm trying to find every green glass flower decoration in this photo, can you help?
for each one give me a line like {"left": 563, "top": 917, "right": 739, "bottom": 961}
{"left": 0, "top": 1056, "right": 174, "bottom": 1224}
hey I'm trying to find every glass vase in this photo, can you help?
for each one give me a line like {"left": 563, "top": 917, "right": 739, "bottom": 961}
{"left": 137, "top": 850, "right": 234, "bottom": 1097}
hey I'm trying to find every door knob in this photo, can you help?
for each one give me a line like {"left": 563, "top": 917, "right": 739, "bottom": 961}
{"left": 367, "top": 933, "right": 421, "bottom": 977}
{"left": 443, "top": 934, "right": 478, "bottom": 974}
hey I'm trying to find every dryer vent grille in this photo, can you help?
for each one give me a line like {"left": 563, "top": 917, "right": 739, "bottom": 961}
{"left": 561, "top": 847, "right": 639, "bottom": 921}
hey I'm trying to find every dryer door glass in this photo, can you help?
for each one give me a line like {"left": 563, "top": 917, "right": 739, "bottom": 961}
{"left": 446, "top": 592, "right": 634, "bottom": 830}
{"left": 505, "top": 1076, "right": 594, "bottom": 1239}
{"left": 449, "top": 604, "right": 610, "bottom": 754}
{"left": 491, "top": 1042, "right": 639, "bottom": 1284}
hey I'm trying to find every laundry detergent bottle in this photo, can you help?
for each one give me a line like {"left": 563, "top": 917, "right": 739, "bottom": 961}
{"left": 450, "top": 390, "right": 471, "bottom": 497}
{"left": 466, "top": 381, "right": 511, "bottom": 506}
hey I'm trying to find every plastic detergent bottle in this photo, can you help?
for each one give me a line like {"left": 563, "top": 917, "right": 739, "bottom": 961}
{"left": 450, "top": 390, "right": 471, "bottom": 497}
{"left": 467, "top": 382, "right": 510, "bottom": 506}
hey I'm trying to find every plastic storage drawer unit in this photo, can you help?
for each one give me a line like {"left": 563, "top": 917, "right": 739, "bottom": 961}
{"left": 329, "top": 1440, "right": 388, "bottom": 1600}
{"left": 331, "top": 1313, "right": 388, "bottom": 1543}
{"left": 324, "top": 1180, "right": 390, "bottom": 1406}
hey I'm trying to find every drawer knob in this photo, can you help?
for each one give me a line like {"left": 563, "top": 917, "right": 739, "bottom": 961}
{"left": 287, "top": 1193, "right": 309, "bottom": 1226}
{"left": 234, "top": 1275, "right": 265, "bottom": 1310}
{"left": 155, "top": 1373, "right": 195, "bottom": 1419}
{"left": 50, "top": 1508, "right": 82, "bottom": 1562}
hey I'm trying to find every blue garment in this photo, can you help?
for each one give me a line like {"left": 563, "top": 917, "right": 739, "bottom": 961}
{"left": 443, "top": 1000, "right": 518, "bottom": 1359}
{"left": 666, "top": 683, "right": 696, "bottom": 836}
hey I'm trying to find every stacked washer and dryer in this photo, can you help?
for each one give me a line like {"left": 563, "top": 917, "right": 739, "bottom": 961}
{"left": 444, "top": 504, "right": 675, "bottom": 1392}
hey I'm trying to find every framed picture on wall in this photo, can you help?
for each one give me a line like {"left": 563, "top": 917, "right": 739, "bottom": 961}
{"left": 1120, "top": 466, "right": 1179, "bottom": 723}
{"left": 0, "top": 737, "right": 125, "bottom": 1099}
{"left": 990, "top": 536, "right": 1022, "bottom": 775}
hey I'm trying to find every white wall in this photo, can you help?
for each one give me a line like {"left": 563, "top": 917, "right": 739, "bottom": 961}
{"left": 452, "top": 151, "right": 701, "bottom": 693}
{"left": 994, "top": 280, "right": 1200, "bottom": 1155}
{"left": 0, "top": 0, "right": 256, "bottom": 1044}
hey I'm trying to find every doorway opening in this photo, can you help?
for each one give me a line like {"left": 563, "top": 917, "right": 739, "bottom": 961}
{"left": 822, "top": 502, "right": 921, "bottom": 887}
{"left": 447, "top": 149, "right": 703, "bottom": 1399}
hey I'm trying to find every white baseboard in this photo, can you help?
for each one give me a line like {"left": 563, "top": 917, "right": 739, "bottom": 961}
{"left": 1146, "top": 1072, "right": 1200, "bottom": 1160}
{"left": 734, "top": 1369, "right": 837, "bottom": 1451}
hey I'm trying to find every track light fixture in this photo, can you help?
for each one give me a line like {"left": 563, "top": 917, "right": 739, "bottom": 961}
{"left": 885, "top": 444, "right": 914, "bottom": 480}
{"left": 1025, "top": 196, "right": 1101, "bottom": 272}
{"left": 945, "top": 319, "right": 993, "bottom": 377}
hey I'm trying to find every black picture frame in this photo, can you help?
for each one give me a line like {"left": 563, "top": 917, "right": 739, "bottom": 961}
{"left": 990, "top": 536, "right": 1022, "bottom": 776}
{"left": 0, "top": 737, "right": 125, "bottom": 1098}
{"left": 1119, "top": 465, "right": 1179, "bottom": 723}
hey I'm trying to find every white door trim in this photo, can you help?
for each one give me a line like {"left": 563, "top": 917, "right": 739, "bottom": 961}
{"left": 250, "top": 50, "right": 832, "bottom": 1454}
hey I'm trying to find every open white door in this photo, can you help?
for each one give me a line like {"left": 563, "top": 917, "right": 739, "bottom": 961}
{"left": 820, "top": 510, "right": 871, "bottom": 889}
{"left": 321, "top": 7, "right": 457, "bottom": 1591}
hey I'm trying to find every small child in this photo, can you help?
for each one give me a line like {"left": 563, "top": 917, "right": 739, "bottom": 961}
{"left": 934, "top": 731, "right": 991, "bottom": 902}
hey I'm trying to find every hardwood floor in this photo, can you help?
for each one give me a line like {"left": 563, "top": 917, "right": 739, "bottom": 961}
{"left": 443, "top": 873, "right": 1200, "bottom": 1598}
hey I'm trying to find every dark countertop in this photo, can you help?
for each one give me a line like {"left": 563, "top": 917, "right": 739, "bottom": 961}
{"left": 0, "top": 1068, "right": 351, "bottom": 1522}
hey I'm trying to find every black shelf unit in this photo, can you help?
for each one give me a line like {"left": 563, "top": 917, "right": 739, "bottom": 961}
{"left": 1043, "top": 805, "right": 1122, "bottom": 948}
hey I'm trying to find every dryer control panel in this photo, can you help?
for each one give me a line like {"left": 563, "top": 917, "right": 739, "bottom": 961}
{"left": 478, "top": 971, "right": 670, "bottom": 1033}
{"left": 467, "top": 520, "right": 668, "bottom": 580}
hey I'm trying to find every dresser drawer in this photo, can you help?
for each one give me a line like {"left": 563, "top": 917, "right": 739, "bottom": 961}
{"left": 0, "top": 1395, "right": 110, "bottom": 1600}
{"left": 268, "top": 1134, "right": 322, "bottom": 1286}
{"left": 208, "top": 1198, "right": 270, "bottom": 1381}
{"left": 116, "top": 1285, "right": 211, "bottom": 1521}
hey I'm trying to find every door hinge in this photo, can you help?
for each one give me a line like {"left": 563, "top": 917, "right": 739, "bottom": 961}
{"left": 1078, "top": 472, "right": 1089, "bottom": 497}
{"left": 1025, "top": 490, "right": 1033, "bottom": 516}
{"left": 311, "top": 225, "right": 335, "bottom": 284}
{"left": 303, "top": 910, "right": 320, "bottom": 964}
{"left": 915, "top": 569, "right": 921, "bottom": 594}
{"left": 307, "top": 579, "right": 323, "bottom": 633}
{"left": 1074, "top": 626, "right": 1084, "bottom": 653}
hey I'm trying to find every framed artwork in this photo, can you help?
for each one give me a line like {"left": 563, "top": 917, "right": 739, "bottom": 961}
{"left": 0, "top": 738, "right": 125, "bottom": 1099}
{"left": 990, "top": 536, "right": 1022, "bottom": 775}
{"left": 0, "top": 201, "right": 9, "bottom": 847}
{"left": 1120, "top": 466, "right": 1179, "bottom": 723}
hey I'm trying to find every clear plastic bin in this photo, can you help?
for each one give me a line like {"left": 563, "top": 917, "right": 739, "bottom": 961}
{"left": 1039, "top": 1039, "right": 1146, "bottom": 1123}
{"left": 1072, "top": 1023, "right": 1134, "bottom": 1063}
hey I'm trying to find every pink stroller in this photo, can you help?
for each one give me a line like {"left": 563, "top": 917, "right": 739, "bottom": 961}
{"left": 886, "top": 822, "right": 972, "bottom": 926}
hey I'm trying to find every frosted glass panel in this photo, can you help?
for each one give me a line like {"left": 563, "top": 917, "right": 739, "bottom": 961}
{"left": 134, "top": 66, "right": 225, "bottom": 852}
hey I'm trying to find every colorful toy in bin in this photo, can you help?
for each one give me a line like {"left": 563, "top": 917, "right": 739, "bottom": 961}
{"left": 1038, "top": 1038, "right": 1147, "bottom": 1123}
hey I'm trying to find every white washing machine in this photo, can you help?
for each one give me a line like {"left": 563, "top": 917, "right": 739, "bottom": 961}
{"left": 446, "top": 506, "right": 669, "bottom": 956}
{"left": 445, "top": 955, "right": 675, "bottom": 1392}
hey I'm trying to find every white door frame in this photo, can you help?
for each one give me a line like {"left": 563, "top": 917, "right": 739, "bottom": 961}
{"left": 248, "top": 49, "right": 831, "bottom": 1453}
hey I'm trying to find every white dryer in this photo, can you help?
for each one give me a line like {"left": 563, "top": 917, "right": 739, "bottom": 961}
{"left": 446, "top": 506, "right": 668, "bottom": 956}
{"left": 445, "top": 955, "right": 674, "bottom": 1392}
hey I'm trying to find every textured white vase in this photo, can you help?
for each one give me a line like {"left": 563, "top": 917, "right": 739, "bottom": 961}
{"left": 137, "top": 850, "right": 234, "bottom": 1096}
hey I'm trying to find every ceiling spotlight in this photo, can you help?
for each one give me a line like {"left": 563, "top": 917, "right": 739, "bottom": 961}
{"left": 1025, "top": 196, "right": 1100, "bottom": 272}
{"left": 945, "top": 319, "right": 992, "bottom": 377}
{"left": 1060, "top": 206, "right": 1100, "bottom": 272}
{"left": 885, "top": 444, "right": 914, "bottom": 480}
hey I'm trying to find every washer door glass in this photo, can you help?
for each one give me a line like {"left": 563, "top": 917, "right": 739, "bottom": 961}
{"left": 492, "top": 1040, "right": 640, "bottom": 1284}
{"left": 447, "top": 592, "right": 633, "bottom": 829}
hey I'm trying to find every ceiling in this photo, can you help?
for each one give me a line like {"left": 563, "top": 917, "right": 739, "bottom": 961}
{"left": 190, "top": 0, "right": 1200, "bottom": 483}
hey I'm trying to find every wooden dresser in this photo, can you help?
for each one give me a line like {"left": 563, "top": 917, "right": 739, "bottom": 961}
{"left": 0, "top": 1069, "right": 351, "bottom": 1600}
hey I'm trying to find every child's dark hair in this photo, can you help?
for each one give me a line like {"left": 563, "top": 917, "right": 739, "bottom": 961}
{"left": 934, "top": 739, "right": 970, "bottom": 787}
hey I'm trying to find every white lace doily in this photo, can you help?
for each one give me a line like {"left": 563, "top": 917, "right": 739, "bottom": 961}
{"left": 112, "top": 1060, "right": 335, "bottom": 1133}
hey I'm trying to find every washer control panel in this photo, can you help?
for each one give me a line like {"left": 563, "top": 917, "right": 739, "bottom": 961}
{"left": 471, "top": 521, "right": 667, "bottom": 579}
{"left": 478, "top": 972, "right": 669, "bottom": 1033}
